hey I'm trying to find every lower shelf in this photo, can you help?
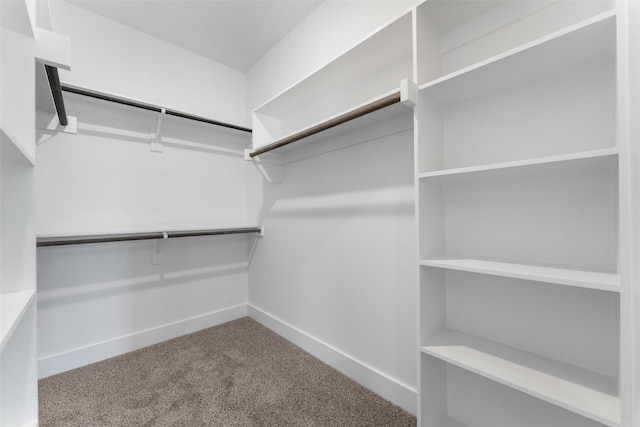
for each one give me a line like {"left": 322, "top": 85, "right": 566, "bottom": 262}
{"left": 0, "top": 289, "right": 36, "bottom": 352}
{"left": 422, "top": 329, "right": 620, "bottom": 426}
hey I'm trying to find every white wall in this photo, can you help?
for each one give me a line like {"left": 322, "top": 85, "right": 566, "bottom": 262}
{"left": 50, "top": 0, "right": 247, "bottom": 128}
{"left": 36, "top": 3, "right": 252, "bottom": 377}
{"left": 36, "top": 98, "right": 253, "bottom": 378}
{"left": 248, "top": 117, "right": 416, "bottom": 413}
{"left": 246, "top": 2, "right": 419, "bottom": 415}
{"left": 36, "top": 95, "right": 250, "bottom": 234}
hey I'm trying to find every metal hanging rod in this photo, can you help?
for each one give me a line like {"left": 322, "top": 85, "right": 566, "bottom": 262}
{"left": 61, "top": 85, "right": 253, "bottom": 134}
{"left": 37, "top": 226, "right": 262, "bottom": 247}
{"left": 249, "top": 91, "right": 402, "bottom": 158}
{"left": 45, "top": 65, "right": 69, "bottom": 126}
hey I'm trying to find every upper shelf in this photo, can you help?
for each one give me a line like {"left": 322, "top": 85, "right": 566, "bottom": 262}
{"left": 252, "top": 10, "right": 413, "bottom": 151}
{"left": 250, "top": 89, "right": 412, "bottom": 157}
{"left": 0, "top": 0, "right": 34, "bottom": 37}
{"left": 419, "top": 11, "right": 616, "bottom": 106}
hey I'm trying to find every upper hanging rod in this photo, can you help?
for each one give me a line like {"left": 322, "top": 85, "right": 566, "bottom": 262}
{"left": 45, "top": 65, "right": 68, "bottom": 126}
{"left": 37, "top": 226, "right": 262, "bottom": 247}
{"left": 61, "top": 85, "right": 253, "bottom": 134}
{"left": 249, "top": 91, "right": 402, "bottom": 158}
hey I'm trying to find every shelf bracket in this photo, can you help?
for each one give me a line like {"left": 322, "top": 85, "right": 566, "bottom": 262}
{"left": 400, "top": 78, "right": 417, "bottom": 108}
{"left": 151, "top": 108, "right": 166, "bottom": 153}
{"left": 245, "top": 149, "right": 283, "bottom": 183}
{"left": 248, "top": 225, "right": 264, "bottom": 264}
{"left": 36, "top": 110, "right": 78, "bottom": 145}
{"left": 152, "top": 232, "right": 168, "bottom": 265}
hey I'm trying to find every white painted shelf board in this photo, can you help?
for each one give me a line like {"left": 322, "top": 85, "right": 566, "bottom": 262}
{"left": 418, "top": 148, "right": 618, "bottom": 181}
{"left": 1, "top": 127, "right": 35, "bottom": 167}
{"left": 255, "top": 91, "right": 411, "bottom": 156}
{"left": 0, "top": 0, "right": 34, "bottom": 37}
{"left": 0, "top": 289, "right": 36, "bottom": 352}
{"left": 422, "top": 330, "right": 620, "bottom": 426}
{"left": 420, "top": 257, "right": 619, "bottom": 292}
{"left": 419, "top": 11, "right": 615, "bottom": 106}
{"left": 254, "top": 11, "right": 412, "bottom": 117}
{"left": 418, "top": 0, "right": 506, "bottom": 34}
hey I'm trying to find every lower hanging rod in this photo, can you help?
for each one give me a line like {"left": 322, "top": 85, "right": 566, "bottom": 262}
{"left": 37, "top": 227, "right": 262, "bottom": 247}
{"left": 61, "top": 84, "right": 252, "bottom": 134}
{"left": 249, "top": 91, "right": 401, "bottom": 157}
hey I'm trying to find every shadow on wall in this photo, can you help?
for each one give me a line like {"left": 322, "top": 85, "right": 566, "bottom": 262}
{"left": 254, "top": 112, "right": 415, "bottom": 223}
{"left": 43, "top": 93, "right": 251, "bottom": 158}
{"left": 37, "top": 235, "right": 250, "bottom": 308}
{"left": 247, "top": 112, "right": 417, "bottom": 386}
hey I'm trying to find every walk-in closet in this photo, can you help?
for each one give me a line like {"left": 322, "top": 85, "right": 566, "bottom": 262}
{"left": 1, "top": 0, "right": 639, "bottom": 426}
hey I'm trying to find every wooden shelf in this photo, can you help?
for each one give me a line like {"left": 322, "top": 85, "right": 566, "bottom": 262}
{"left": 420, "top": 257, "right": 619, "bottom": 292}
{"left": 418, "top": 148, "right": 618, "bottom": 181}
{"left": 0, "top": 290, "right": 36, "bottom": 352}
{"left": 422, "top": 330, "right": 620, "bottom": 426}
{"left": 419, "top": 12, "right": 615, "bottom": 106}
{"left": 1, "top": 127, "right": 35, "bottom": 167}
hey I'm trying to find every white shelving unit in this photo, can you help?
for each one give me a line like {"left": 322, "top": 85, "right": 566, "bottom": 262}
{"left": 414, "top": 1, "right": 633, "bottom": 426}
{"left": 251, "top": 10, "right": 414, "bottom": 155}
{"left": 1, "top": 2, "right": 38, "bottom": 424}
{"left": 1, "top": 1, "right": 71, "bottom": 425}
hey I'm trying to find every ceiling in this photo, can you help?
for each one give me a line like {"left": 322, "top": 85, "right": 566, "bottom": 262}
{"left": 67, "top": 0, "right": 324, "bottom": 72}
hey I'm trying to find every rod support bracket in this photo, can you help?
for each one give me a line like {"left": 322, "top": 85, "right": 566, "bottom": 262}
{"left": 245, "top": 149, "right": 283, "bottom": 183}
{"left": 400, "top": 78, "right": 417, "bottom": 108}
{"left": 152, "top": 238, "right": 164, "bottom": 265}
{"left": 151, "top": 108, "right": 166, "bottom": 153}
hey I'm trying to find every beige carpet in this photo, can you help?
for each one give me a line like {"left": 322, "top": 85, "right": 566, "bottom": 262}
{"left": 39, "top": 317, "right": 416, "bottom": 426}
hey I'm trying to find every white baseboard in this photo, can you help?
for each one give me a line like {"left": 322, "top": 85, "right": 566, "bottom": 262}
{"left": 247, "top": 304, "right": 417, "bottom": 416}
{"left": 38, "top": 304, "right": 247, "bottom": 379}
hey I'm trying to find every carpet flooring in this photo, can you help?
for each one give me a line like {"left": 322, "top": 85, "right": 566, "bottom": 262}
{"left": 39, "top": 317, "right": 416, "bottom": 426}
